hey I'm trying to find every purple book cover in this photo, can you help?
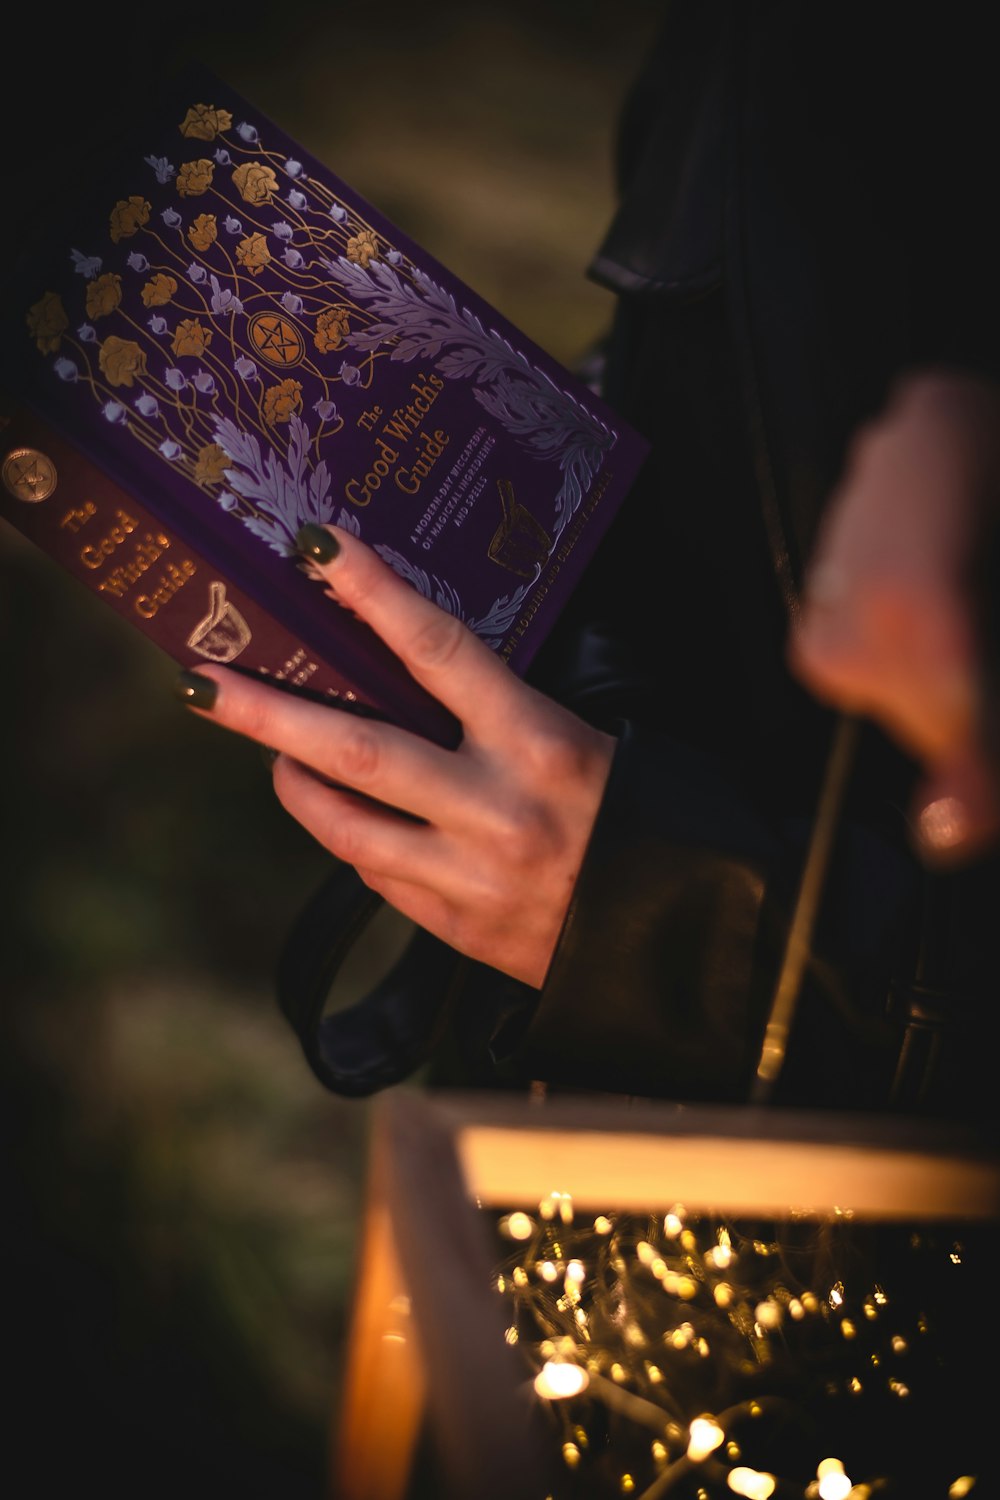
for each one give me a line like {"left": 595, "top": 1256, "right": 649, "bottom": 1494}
{"left": 3, "top": 68, "right": 648, "bottom": 744}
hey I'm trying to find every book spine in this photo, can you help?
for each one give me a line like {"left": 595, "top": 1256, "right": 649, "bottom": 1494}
{"left": 0, "top": 401, "right": 360, "bottom": 705}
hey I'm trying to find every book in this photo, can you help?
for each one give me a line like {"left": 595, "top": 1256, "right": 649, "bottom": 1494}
{"left": 0, "top": 68, "right": 647, "bottom": 747}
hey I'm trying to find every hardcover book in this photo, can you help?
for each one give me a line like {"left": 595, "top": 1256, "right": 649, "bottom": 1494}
{"left": 1, "top": 69, "right": 647, "bottom": 747}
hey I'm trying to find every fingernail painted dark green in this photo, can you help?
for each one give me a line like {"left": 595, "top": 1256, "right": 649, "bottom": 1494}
{"left": 175, "top": 670, "right": 217, "bottom": 711}
{"left": 296, "top": 524, "right": 340, "bottom": 564}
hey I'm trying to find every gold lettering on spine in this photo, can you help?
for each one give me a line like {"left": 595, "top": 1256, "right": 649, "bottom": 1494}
{"left": 79, "top": 508, "right": 138, "bottom": 569}
{"left": 134, "top": 558, "right": 198, "bottom": 618}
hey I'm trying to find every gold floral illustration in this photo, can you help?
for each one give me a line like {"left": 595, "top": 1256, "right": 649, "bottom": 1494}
{"left": 140, "top": 273, "right": 178, "bottom": 307}
{"left": 314, "top": 306, "right": 351, "bottom": 353}
{"left": 99, "top": 336, "right": 148, "bottom": 388}
{"left": 346, "top": 230, "right": 378, "bottom": 268}
{"left": 236, "top": 232, "right": 271, "bottom": 276}
{"left": 232, "top": 162, "right": 278, "bottom": 206}
{"left": 179, "top": 103, "right": 233, "bottom": 141}
{"left": 188, "top": 214, "right": 218, "bottom": 251}
{"left": 110, "top": 195, "right": 151, "bottom": 242}
{"left": 194, "top": 443, "right": 230, "bottom": 485}
{"left": 262, "top": 378, "right": 303, "bottom": 425}
{"left": 171, "top": 318, "right": 213, "bottom": 358}
{"left": 177, "top": 159, "right": 215, "bottom": 197}
{"left": 85, "top": 272, "right": 123, "bottom": 319}
{"left": 26, "top": 291, "right": 68, "bottom": 353}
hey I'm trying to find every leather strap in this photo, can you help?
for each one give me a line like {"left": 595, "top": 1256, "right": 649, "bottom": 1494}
{"left": 275, "top": 859, "right": 461, "bottom": 1097}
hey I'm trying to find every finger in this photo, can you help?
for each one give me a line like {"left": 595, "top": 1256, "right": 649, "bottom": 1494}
{"left": 272, "top": 755, "right": 474, "bottom": 901}
{"left": 175, "top": 665, "right": 481, "bottom": 825}
{"left": 294, "top": 523, "right": 538, "bottom": 737}
{"left": 911, "top": 752, "right": 1000, "bottom": 867}
{"left": 792, "top": 578, "right": 976, "bottom": 763}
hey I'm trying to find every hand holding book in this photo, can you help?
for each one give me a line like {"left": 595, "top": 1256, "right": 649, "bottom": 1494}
{"left": 177, "top": 521, "right": 616, "bottom": 987}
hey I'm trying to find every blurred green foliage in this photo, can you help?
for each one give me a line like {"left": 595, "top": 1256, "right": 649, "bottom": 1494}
{"left": 1, "top": 3, "right": 661, "bottom": 1493}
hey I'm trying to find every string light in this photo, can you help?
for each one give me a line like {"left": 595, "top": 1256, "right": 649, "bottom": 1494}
{"left": 535, "top": 1359, "right": 590, "bottom": 1400}
{"left": 487, "top": 1194, "right": 990, "bottom": 1497}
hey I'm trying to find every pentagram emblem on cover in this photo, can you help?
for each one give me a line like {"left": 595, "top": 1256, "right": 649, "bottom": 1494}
{"left": 248, "top": 313, "right": 305, "bottom": 367}
{"left": 2, "top": 448, "right": 57, "bottom": 503}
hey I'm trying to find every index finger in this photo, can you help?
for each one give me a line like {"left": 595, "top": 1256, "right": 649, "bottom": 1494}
{"left": 296, "top": 523, "right": 529, "bottom": 735}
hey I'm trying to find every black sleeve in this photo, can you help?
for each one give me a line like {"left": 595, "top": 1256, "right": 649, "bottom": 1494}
{"left": 501, "top": 717, "right": 922, "bottom": 1109}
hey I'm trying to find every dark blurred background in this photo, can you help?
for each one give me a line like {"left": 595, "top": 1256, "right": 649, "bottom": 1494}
{"left": 1, "top": 4, "right": 661, "bottom": 1494}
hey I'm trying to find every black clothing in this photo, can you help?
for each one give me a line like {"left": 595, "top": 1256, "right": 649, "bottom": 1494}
{"left": 283, "top": 1, "right": 1000, "bottom": 1123}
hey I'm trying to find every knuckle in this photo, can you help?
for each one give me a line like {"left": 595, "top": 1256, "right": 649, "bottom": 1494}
{"left": 335, "top": 727, "right": 381, "bottom": 784}
{"left": 343, "top": 553, "right": 383, "bottom": 612}
{"left": 489, "top": 801, "right": 554, "bottom": 868}
{"left": 331, "top": 815, "right": 368, "bottom": 869}
{"left": 408, "top": 612, "right": 466, "bottom": 671}
{"left": 527, "top": 724, "right": 592, "bottom": 785}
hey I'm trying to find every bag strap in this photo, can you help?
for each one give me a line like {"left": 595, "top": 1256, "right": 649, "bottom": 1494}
{"left": 275, "top": 859, "right": 460, "bottom": 1096}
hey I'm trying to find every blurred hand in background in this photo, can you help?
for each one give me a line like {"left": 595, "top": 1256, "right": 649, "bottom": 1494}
{"left": 789, "top": 369, "right": 1000, "bottom": 865}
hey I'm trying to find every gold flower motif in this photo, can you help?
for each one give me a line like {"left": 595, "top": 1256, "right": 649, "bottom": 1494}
{"left": 26, "top": 291, "right": 68, "bottom": 353}
{"left": 85, "top": 272, "right": 123, "bottom": 319}
{"left": 188, "top": 214, "right": 218, "bottom": 251}
{"left": 263, "top": 378, "right": 303, "bottom": 426}
{"left": 232, "top": 162, "right": 278, "bottom": 206}
{"left": 314, "top": 306, "right": 351, "bottom": 353}
{"left": 177, "top": 159, "right": 215, "bottom": 197}
{"left": 99, "top": 336, "right": 148, "bottom": 388}
{"left": 171, "top": 319, "right": 212, "bottom": 358}
{"left": 346, "top": 230, "right": 378, "bottom": 268}
{"left": 194, "top": 443, "right": 230, "bottom": 485}
{"left": 236, "top": 232, "right": 271, "bottom": 276}
{"left": 110, "top": 195, "right": 151, "bottom": 242}
{"left": 179, "top": 103, "right": 234, "bottom": 141}
{"left": 140, "top": 273, "right": 178, "bottom": 307}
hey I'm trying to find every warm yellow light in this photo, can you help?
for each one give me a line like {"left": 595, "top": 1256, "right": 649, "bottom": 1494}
{"left": 727, "top": 1467, "right": 776, "bottom": 1498}
{"left": 708, "top": 1243, "right": 734, "bottom": 1269}
{"left": 538, "top": 1260, "right": 559, "bottom": 1283}
{"left": 664, "top": 1211, "right": 683, "bottom": 1237}
{"left": 948, "top": 1478, "right": 977, "bottom": 1498}
{"left": 562, "top": 1442, "right": 581, "bottom": 1469}
{"left": 637, "top": 1241, "right": 656, "bottom": 1267}
{"left": 755, "top": 1300, "right": 781, "bottom": 1330}
{"left": 566, "top": 1259, "right": 586, "bottom": 1284}
{"left": 817, "top": 1457, "right": 852, "bottom": 1500}
{"left": 502, "top": 1211, "right": 535, "bottom": 1241}
{"left": 534, "top": 1359, "right": 590, "bottom": 1401}
{"left": 687, "top": 1416, "right": 725, "bottom": 1461}
{"left": 594, "top": 1215, "right": 613, "bottom": 1234}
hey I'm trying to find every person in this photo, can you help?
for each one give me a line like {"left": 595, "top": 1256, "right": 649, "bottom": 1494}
{"left": 175, "top": 1, "right": 1000, "bottom": 1122}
